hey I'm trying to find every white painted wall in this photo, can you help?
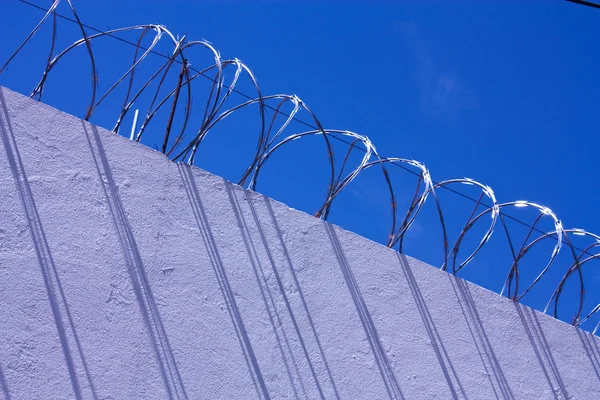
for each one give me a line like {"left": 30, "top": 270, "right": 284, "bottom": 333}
{"left": 0, "top": 86, "right": 599, "bottom": 399}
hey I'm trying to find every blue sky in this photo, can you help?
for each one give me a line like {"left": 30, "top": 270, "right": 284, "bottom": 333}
{"left": 2, "top": 0, "right": 600, "bottom": 330}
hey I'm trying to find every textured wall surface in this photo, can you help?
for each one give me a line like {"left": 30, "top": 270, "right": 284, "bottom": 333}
{"left": 1, "top": 85, "right": 599, "bottom": 399}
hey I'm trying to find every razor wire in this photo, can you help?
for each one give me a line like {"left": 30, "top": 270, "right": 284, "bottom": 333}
{"left": 2, "top": 0, "right": 600, "bottom": 334}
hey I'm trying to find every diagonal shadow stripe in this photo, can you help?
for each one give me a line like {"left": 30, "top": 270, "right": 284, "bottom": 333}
{"left": 83, "top": 122, "right": 188, "bottom": 400}
{"left": 0, "top": 87, "right": 98, "bottom": 400}
{"left": 178, "top": 164, "right": 270, "bottom": 400}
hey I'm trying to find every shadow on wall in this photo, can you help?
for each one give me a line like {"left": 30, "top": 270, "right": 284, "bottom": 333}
{"left": 178, "top": 164, "right": 270, "bottom": 400}
{"left": 0, "top": 364, "right": 11, "bottom": 400}
{"left": 0, "top": 87, "right": 98, "bottom": 400}
{"left": 82, "top": 123, "right": 188, "bottom": 400}
{"left": 224, "top": 182, "right": 326, "bottom": 399}
{"left": 448, "top": 275, "right": 514, "bottom": 399}
{"left": 179, "top": 172, "right": 409, "bottom": 399}
{"left": 514, "top": 304, "right": 569, "bottom": 399}
{"left": 262, "top": 195, "right": 341, "bottom": 399}
{"left": 398, "top": 251, "right": 580, "bottom": 400}
{"left": 397, "top": 253, "right": 470, "bottom": 399}
{"left": 325, "top": 224, "right": 405, "bottom": 399}
{"left": 578, "top": 329, "right": 600, "bottom": 383}
{"left": 225, "top": 182, "right": 343, "bottom": 399}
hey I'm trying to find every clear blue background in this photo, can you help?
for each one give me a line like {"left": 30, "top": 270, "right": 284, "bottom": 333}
{"left": 2, "top": 0, "right": 599, "bottom": 330}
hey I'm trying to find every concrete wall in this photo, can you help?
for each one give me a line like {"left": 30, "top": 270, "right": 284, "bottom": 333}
{"left": 1, "top": 85, "right": 599, "bottom": 399}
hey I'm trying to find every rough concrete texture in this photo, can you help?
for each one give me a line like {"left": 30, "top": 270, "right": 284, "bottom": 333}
{"left": 0, "top": 85, "right": 599, "bottom": 400}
